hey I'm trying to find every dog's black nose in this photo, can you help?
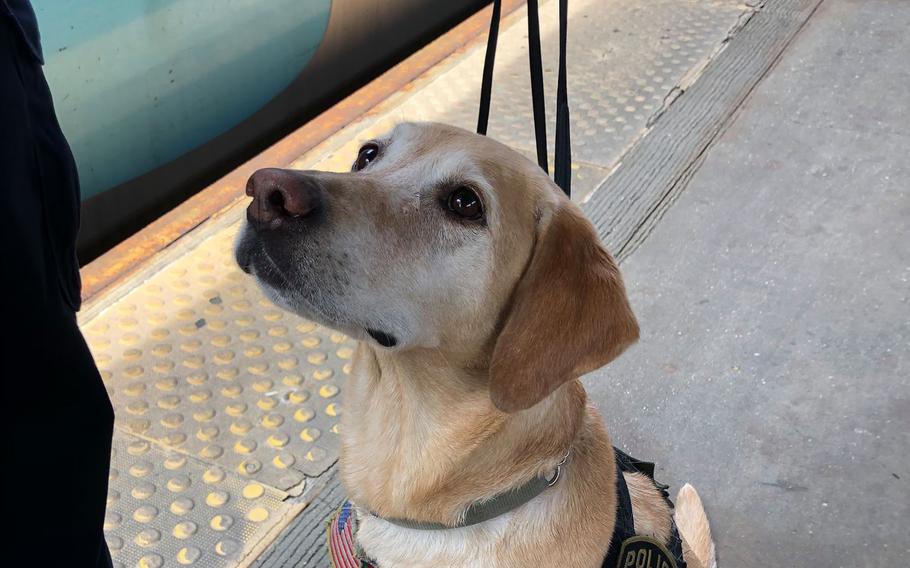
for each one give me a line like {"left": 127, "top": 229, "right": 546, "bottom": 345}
{"left": 246, "top": 168, "right": 323, "bottom": 229}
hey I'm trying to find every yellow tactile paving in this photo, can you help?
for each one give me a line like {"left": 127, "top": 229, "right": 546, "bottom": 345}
{"left": 105, "top": 436, "right": 286, "bottom": 568}
{"left": 84, "top": 226, "right": 353, "bottom": 492}
{"left": 84, "top": 225, "right": 349, "bottom": 565}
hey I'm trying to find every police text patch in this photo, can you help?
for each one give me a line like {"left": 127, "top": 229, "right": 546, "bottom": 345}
{"left": 616, "top": 536, "right": 678, "bottom": 568}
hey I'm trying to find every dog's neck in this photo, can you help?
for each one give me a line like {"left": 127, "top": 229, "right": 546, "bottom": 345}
{"left": 339, "top": 342, "right": 586, "bottom": 525}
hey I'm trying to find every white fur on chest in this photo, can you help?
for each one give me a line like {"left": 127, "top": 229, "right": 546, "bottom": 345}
{"left": 353, "top": 486, "right": 565, "bottom": 568}
{"left": 355, "top": 508, "right": 513, "bottom": 568}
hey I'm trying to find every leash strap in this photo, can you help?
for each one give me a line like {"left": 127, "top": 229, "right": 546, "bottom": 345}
{"left": 476, "top": 0, "right": 502, "bottom": 137}
{"left": 477, "top": 0, "right": 572, "bottom": 197}
{"left": 527, "top": 0, "right": 549, "bottom": 173}
{"left": 553, "top": 0, "right": 571, "bottom": 196}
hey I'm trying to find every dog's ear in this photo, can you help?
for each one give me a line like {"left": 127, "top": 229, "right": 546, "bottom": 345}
{"left": 489, "top": 203, "right": 639, "bottom": 412}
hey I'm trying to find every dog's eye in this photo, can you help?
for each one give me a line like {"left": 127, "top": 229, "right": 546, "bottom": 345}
{"left": 446, "top": 187, "right": 484, "bottom": 221}
{"left": 353, "top": 142, "right": 379, "bottom": 171}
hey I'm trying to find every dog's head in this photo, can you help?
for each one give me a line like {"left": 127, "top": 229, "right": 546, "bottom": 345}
{"left": 235, "top": 122, "right": 638, "bottom": 412}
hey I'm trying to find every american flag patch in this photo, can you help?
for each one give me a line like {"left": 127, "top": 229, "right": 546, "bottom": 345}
{"left": 327, "top": 501, "right": 374, "bottom": 568}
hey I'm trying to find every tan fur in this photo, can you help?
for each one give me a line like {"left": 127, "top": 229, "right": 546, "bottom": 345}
{"left": 625, "top": 472, "right": 672, "bottom": 542}
{"left": 490, "top": 205, "right": 640, "bottom": 412}
{"left": 675, "top": 484, "right": 716, "bottom": 568}
{"left": 236, "top": 122, "right": 714, "bottom": 567}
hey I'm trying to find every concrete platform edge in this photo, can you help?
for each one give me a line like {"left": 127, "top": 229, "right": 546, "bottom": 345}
{"left": 583, "top": 0, "right": 825, "bottom": 262}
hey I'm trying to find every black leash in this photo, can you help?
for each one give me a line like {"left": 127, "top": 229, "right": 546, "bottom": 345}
{"left": 477, "top": 0, "right": 571, "bottom": 197}
{"left": 527, "top": 0, "right": 549, "bottom": 174}
{"left": 553, "top": 0, "right": 571, "bottom": 195}
{"left": 476, "top": 0, "right": 502, "bottom": 137}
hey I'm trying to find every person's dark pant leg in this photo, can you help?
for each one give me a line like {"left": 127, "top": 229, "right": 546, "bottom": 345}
{"left": 1, "top": 17, "right": 115, "bottom": 568}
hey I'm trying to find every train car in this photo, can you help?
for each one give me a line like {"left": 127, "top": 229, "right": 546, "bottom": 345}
{"left": 33, "top": 0, "right": 486, "bottom": 260}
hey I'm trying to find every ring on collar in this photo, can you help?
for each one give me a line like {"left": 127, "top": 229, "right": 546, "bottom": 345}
{"left": 546, "top": 448, "right": 571, "bottom": 487}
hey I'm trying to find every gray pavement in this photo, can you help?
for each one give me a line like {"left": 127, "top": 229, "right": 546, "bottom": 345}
{"left": 583, "top": 1, "right": 909, "bottom": 566}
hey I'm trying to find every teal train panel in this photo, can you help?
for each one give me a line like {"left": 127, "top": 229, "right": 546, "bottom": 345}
{"left": 33, "top": 0, "right": 332, "bottom": 200}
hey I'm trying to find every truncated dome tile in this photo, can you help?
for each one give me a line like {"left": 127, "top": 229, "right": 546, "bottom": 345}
{"left": 84, "top": 225, "right": 352, "bottom": 490}
{"left": 105, "top": 433, "right": 288, "bottom": 568}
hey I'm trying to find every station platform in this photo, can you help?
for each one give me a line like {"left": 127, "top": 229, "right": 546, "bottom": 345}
{"left": 73, "top": 0, "right": 907, "bottom": 566}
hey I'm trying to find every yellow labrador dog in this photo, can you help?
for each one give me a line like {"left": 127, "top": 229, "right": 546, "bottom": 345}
{"left": 235, "top": 122, "right": 714, "bottom": 568}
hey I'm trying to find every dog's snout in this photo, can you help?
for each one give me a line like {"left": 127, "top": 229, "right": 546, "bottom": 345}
{"left": 246, "top": 168, "right": 323, "bottom": 228}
